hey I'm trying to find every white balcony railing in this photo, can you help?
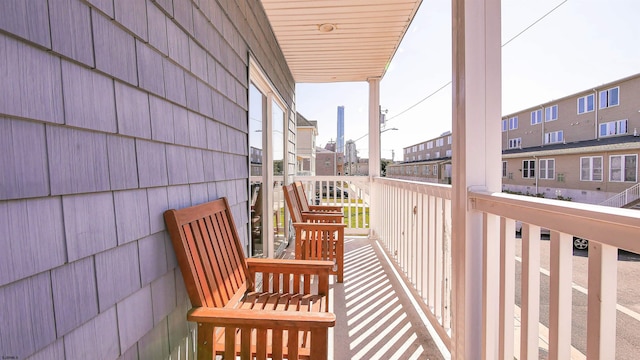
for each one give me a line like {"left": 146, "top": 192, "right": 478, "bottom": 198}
{"left": 297, "top": 176, "right": 640, "bottom": 358}
{"left": 296, "top": 175, "right": 371, "bottom": 235}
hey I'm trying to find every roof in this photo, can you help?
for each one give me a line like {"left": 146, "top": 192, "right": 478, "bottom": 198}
{"left": 296, "top": 112, "right": 316, "bottom": 127}
{"left": 502, "top": 135, "right": 640, "bottom": 158}
{"left": 260, "top": 0, "right": 423, "bottom": 83}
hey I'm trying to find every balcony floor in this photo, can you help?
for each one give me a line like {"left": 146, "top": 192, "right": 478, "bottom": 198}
{"left": 283, "top": 236, "right": 447, "bottom": 359}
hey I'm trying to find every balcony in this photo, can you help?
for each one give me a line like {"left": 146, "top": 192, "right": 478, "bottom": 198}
{"left": 2, "top": 0, "right": 638, "bottom": 359}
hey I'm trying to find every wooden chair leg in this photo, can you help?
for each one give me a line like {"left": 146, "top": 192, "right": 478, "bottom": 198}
{"left": 310, "top": 328, "right": 329, "bottom": 360}
{"left": 197, "top": 324, "right": 214, "bottom": 360}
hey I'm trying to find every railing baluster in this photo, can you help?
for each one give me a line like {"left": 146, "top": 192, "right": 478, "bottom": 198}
{"left": 520, "top": 224, "right": 541, "bottom": 360}
{"left": 434, "top": 197, "right": 444, "bottom": 321}
{"left": 499, "top": 217, "right": 515, "bottom": 360}
{"left": 428, "top": 194, "right": 436, "bottom": 310}
{"left": 548, "top": 232, "right": 573, "bottom": 359}
{"left": 587, "top": 242, "right": 617, "bottom": 359}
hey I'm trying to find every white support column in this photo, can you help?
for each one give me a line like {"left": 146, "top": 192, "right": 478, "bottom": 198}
{"left": 368, "top": 77, "right": 381, "bottom": 239}
{"left": 451, "top": 0, "right": 502, "bottom": 358}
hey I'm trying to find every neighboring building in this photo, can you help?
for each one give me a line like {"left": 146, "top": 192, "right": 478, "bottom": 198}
{"left": 250, "top": 146, "right": 263, "bottom": 176}
{"left": 388, "top": 73, "right": 640, "bottom": 203}
{"left": 337, "top": 105, "right": 345, "bottom": 154}
{"left": 316, "top": 147, "right": 345, "bottom": 175}
{"left": 344, "top": 139, "right": 358, "bottom": 175}
{"left": 296, "top": 112, "right": 318, "bottom": 175}
{"left": 402, "top": 131, "right": 452, "bottom": 162}
{"left": 325, "top": 140, "right": 337, "bottom": 152}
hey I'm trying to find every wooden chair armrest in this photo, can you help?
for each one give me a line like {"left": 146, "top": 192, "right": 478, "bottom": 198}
{"left": 292, "top": 222, "right": 347, "bottom": 231}
{"left": 188, "top": 307, "right": 336, "bottom": 328}
{"left": 308, "top": 205, "right": 343, "bottom": 212}
{"left": 301, "top": 213, "right": 344, "bottom": 223}
{"left": 246, "top": 258, "right": 334, "bottom": 273}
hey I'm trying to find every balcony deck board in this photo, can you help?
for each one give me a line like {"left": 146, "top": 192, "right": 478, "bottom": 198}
{"left": 282, "top": 236, "right": 446, "bottom": 359}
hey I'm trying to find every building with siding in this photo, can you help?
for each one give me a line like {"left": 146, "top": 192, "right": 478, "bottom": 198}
{"left": 388, "top": 74, "right": 640, "bottom": 203}
{"left": 296, "top": 112, "right": 318, "bottom": 176}
{"left": 0, "top": 1, "right": 297, "bottom": 358}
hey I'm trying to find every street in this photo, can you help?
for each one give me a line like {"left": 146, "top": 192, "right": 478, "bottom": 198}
{"left": 514, "top": 237, "right": 640, "bottom": 359}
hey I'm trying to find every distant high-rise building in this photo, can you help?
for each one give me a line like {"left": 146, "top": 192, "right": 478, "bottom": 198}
{"left": 337, "top": 106, "right": 345, "bottom": 155}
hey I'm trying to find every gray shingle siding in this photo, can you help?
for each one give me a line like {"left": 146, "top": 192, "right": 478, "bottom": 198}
{"left": 0, "top": 0, "right": 295, "bottom": 357}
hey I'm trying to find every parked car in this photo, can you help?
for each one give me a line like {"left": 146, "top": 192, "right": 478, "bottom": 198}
{"left": 515, "top": 221, "right": 588, "bottom": 250}
{"left": 316, "top": 185, "right": 349, "bottom": 199}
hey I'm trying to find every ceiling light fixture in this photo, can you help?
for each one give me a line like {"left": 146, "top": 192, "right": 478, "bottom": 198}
{"left": 318, "top": 23, "right": 336, "bottom": 33}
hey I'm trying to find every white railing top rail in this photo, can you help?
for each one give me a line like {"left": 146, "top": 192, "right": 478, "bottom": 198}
{"left": 470, "top": 190, "right": 640, "bottom": 253}
{"left": 373, "top": 177, "right": 452, "bottom": 199}
{"left": 599, "top": 182, "right": 640, "bottom": 208}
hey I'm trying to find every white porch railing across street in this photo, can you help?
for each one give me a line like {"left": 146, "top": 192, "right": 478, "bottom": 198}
{"left": 599, "top": 182, "right": 640, "bottom": 208}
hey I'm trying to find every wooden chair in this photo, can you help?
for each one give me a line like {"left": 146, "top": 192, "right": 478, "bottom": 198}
{"left": 164, "top": 198, "right": 335, "bottom": 359}
{"left": 283, "top": 184, "right": 345, "bottom": 283}
{"left": 293, "top": 181, "right": 343, "bottom": 214}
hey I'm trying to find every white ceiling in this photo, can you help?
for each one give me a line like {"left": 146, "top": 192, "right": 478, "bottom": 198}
{"left": 260, "top": 0, "right": 423, "bottom": 83}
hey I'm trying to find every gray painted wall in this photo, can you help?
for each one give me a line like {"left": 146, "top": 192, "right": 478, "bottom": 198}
{"left": 0, "top": 0, "right": 294, "bottom": 358}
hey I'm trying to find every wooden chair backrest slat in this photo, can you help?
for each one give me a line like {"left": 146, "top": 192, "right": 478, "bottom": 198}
{"left": 164, "top": 198, "right": 249, "bottom": 309}
{"left": 293, "top": 181, "right": 311, "bottom": 213}
{"left": 283, "top": 184, "right": 304, "bottom": 223}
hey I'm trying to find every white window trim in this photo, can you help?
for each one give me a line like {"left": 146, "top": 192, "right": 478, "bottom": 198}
{"left": 502, "top": 161, "right": 507, "bottom": 177}
{"left": 509, "top": 116, "right": 518, "bottom": 130}
{"left": 577, "top": 94, "right": 595, "bottom": 114}
{"left": 539, "top": 158, "right": 555, "bottom": 180}
{"left": 599, "top": 86, "right": 620, "bottom": 109}
{"left": 544, "top": 105, "right": 558, "bottom": 122}
{"left": 580, "top": 156, "right": 603, "bottom": 182}
{"left": 508, "top": 137, "right": 521, "bottom": 149}
{"left": 609, "top": 154, "right": 637, "bottom": 182}
{"left": 599, "top": 119, "right": 628, "bottom": 137}
{"left": 544, "top": 130, "right": 564, "bottom": 144}
{"left": 522, "top": 160, "right": 535, "bottom": 179}
{"left": 531, "top": 109, "right": 542, "bottom": 125}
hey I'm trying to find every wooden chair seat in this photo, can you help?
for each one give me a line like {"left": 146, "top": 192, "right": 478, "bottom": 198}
{"left": 209, "top": 292, "right": 327, "bottom": 359}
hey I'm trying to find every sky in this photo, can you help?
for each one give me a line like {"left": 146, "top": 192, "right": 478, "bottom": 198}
{"left": 295, "top": 0, "right": 640, "bottom": 161}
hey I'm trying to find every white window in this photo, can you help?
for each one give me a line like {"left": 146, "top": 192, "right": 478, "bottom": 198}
{"left": 423, "top": 166, "right": 429, "bottom": 175}
{"left": 435, "top": 151, "right": 440, "bottom": 158}
{"left": 447, "top": 135, "right": 452, "bottom": 144}
{"left": 427, "top": 141, "right": 433, "bottom": 149}
{"left": 531, "top": 109, "right": 542, "bottom": 125}
{"left": 508, "top": 137, "right": 521, "bottom": 149}
{"left": 412, "top": 146, "right": 417, "bottom": 152}
{"left": 419, "top": 143, "right": 425, "bottom": 151}
{"left": 599, "top": 87, "right": 620, "bottom": 109}
{"left": 544, "top": 130, "right": 563, "bottom": 144}
{"left": 539, "top": 159, "right": 555, "bottom": 180}
{"left": 445, "top": 149, "right": 452, "bottom": 157}
{"left": 610, "top": 155, "right": 637, "bottom": 182}
{"left": 436, "top": 138, "right": 444, "bottom": 147}
{"left": 522, "top": 160, "right": 535, "bottom": 178}
{"left": 577, "top": 94, "right": 595, "bottom": 114}
{"left": 433, "top": 165, "right": 438, "bottom": 176}
{"left": 418, "top": 155, "right": 421, "bottom": 160}
{"left": 414, "top": 166, "right": 418, "bottom": 175}
{"left": 509, "top": 116, "right": 518, "bottom": 130}
{"left": 599, "top": 119, "right": 627, "bottom": 137}
{"left": 425, "top": 153, "right": 431, "bottom": 160}
{"left": 404, "top": 148, "right": 409, "bottom": 154}
{"left": 501, "top": 119, "right": 507, "bottom": 132}
{"left": 502, "top": 161, "right": 507, "bottom": 177}
{"left": 545, "top": 105, "right": 558, "bottom": 122}
{"left": 580, "top": 156, "right": 602, "bottom": 181}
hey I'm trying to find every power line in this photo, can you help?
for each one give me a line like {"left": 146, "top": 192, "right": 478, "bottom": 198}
{"left": 383, "top": 0, "right": 568, "bottom": 124}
